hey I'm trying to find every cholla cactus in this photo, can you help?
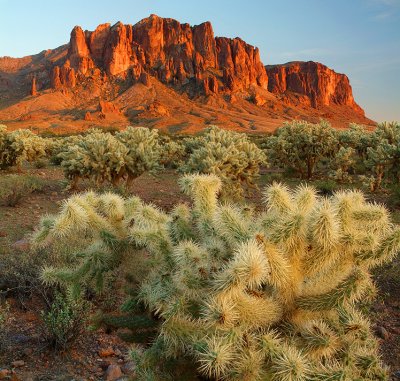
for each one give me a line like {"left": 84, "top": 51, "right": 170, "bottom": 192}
{"left": 46, "top": 135, "right": 83, "bottom": 165}
{"left": 0, "top": 126, "right": 47, "bottom": 170}
{"left": 34, "top": 174, "right": 399, "bottom": 380}
{"left": 0, "top": 125, "right": 7, "bottom": 165}
{"left": 158, "top": 134, "right": 185, "bottom": 168}
{"left": 131, "top": 175, "right": 398, "bottom": 380}
{"left": 331, "top": 146, "right": 356, "bottom": 182}
{"left": 339, "top": 124, "right": 372, "bottom": 160}
{"left": 59, "top": 131, "right": 129, "bottom": 188}
{"left": 364, "top": 122, "right": 400, "bottom": 191}
{"left": 181, "top": 126, "right": 267, "bottom": 199}
{"left": 115, "top": 127, "right": 163, "bottom": 184}
{"left": 268, "top": 120, "right": 338, "bottom": 179}
{"left": 32, "top": 190, "right": 146, "bottom": 295}
{"left": 58, "top": 127, "right": 162, "bottom": 188}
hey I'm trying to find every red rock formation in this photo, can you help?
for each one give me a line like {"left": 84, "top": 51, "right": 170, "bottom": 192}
{"left": 203, "top": 76, "right": 218, "bottom": 95}
{"left": 84, "top": 111, "right": 93, "bottom": 121}
{"left": 216, "top": 37, "right": 268, "bottom": 91}
{"left": 68, "top": 26, "right": 94, "bottom": 74}
{"left": 49, "top": 15, "right": 268, "bottom": 95}
{"left": 30, "top": 76, "right": 37, "bottom": 96}
{"left": 266, "top": 61, "right": 363, "bottom": 113}
{"left": 138, "top": 72, "right": 150, "bottom": 86}
{"left": 99, "top": 100, "right": 119, "bottom": 114}
{"left": 89, "top": 23, "right": 111, "bottom": 63}
{"left": 51, "top": 66, "right": 62, "bottom": 89}
{"left": 51, "top": 64, "right": 76, "bottom": 89}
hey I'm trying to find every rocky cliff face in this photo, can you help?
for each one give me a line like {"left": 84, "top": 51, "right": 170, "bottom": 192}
{"left": 51, "top": 14, "right": 268, "bottom": 95}
{"left": 265, "top": 61, "right": 363, "bottom": 113}
{"left": 0, "top": 15, "right": 372, "bottom": 132}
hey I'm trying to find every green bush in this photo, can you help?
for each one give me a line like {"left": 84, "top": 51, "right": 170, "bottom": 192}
{"left": 0, "top": 174, "right": 44, "bottom": 206}
{"left": 41, "top": 291, "right": 89, "bottom": 349}
{"left": 314, "top": 179, "right": 338, "bottom": 196}
{"left": 389, "top": 185, "right": 400, "bottom": 209}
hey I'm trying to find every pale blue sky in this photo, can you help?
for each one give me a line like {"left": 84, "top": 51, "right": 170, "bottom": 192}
{"left": 0, "top": 0, "right": 399, "bottom": 121}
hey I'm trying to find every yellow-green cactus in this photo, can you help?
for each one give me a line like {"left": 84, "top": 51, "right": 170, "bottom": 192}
{"left": 181, "top": 126, "right": 267, "bottom": 199}
{"left": 267, "top": 120, "right": 338, "bottom": 179}
{"left": 33, "top": 174, "right": 399, "bottom": 381}
{"left": 0, "top": 126, "right": 47, "bottom": 170}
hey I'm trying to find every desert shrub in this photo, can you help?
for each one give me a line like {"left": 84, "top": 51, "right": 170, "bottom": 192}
{"left": 34, "top": 158, "right": 48, "bottom": 168}
{"left": 181, "top": 126, "right": 267, "bottom": 198}
{"left": 0, "top": 174, "right": 45, "bottom": 206}
{"left": 0, "top": 301, "right": 10, "bottom": 348}
{"left": 268, "top": 120, "right": 338, "bottom": 179}
{"left": 41, "top": 291, "right": 89, "bottom": 349}
{"left": 314, "top": 179, "right": 338, "bottom": 196}
{"left": 0, "top": 126, "right": 47, "bottom": 170}
{"left": 388, "top": 185, "right": 400, "bottom": 209}
{"left": 32, "top": 174, "right": 400, "bottom": 380}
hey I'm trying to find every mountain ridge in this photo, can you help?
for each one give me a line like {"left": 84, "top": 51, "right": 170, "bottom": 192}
{"left": 0, "top": 15, "right": 374, "bottom": 134}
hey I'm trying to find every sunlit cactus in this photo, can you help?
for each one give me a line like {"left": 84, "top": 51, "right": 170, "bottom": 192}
{"left": 0, "top": 126, "right": 47, "bottom": 170}
{"left": 338, "top": 123, "right": 372, "bottom": 160}
{"left": 58, "top": 130, "right": 129, "bottom": 188}
{"left": 115, "top": 126, "right": 163, "bottom": 184}
{"left": 32, "top": 174, "right": 399, "bottom": 380}
{"left": 180, "top": 126, "right": 267, "bottom": 198}
{"left": 131, "top": 175, "right": 398, "bottom": 380}
{"left": 267, "top": 120, "right": 338, "bottom": 179}
{"left": 58, "top": 127, "right": 162, "bottom": 188}
{"left": 331, "top": 146, "right": 357, "bottom": 182}
{"left": 32, "top": 190, "right": 144, "bottom": 296}
{"left": 364, "top": 121, "right": 400, "bottom": 191}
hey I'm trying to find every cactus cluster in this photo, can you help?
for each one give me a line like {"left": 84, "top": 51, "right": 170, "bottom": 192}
{"left": 58, "top": 127, "right": 162, "bottom": 188}
{"left": 181, "top": 126, "right": 267, "bottom": 198}
{"left": 267, "top": 120, "right": 338, "bottom": 179}
{"left": 0, "top": 125, "right": 47, "bottom": 170}
{"left": 364, "top": 122, "right": 400, "bottom": 191}
{"left": 33, "top": 174, "right": 400, "bottom": 381}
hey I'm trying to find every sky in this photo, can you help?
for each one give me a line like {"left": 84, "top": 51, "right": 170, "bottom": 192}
{"left": 0, "top": 0, "right": 399, "bottom": 122}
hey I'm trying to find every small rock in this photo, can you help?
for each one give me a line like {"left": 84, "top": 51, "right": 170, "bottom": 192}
{"left": 99, "top": 347, "right": 115, "bottom": 357}
{"left": 11, "top": 239, "right": 30, "bottom": 252}
{"left": 11, "top": 360, "right": 25, "bottom": 368}
{"left": 121, "top": 361, "right": 135, "bottom": 374}
{"left": 393, "top": 370, "right": 400, "bottom": 379}
{"left": 375, "top": 326, "right": 389, "bottom": 340}
{"left": 105, "top": 364, "right": 122, "bottom": 381}
{"left": 0, "top": 369, "right": 10, "bottom": 379}
{"left": 23, "top": 348, "right": 33, "bottom": 356}
{"left": 9, "top": 334, "right": 30, "bottom": 344}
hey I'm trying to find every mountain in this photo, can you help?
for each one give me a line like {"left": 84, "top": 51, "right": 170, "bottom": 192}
{"left": 0, "top": 14, "right": 374, "bottom": 134}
